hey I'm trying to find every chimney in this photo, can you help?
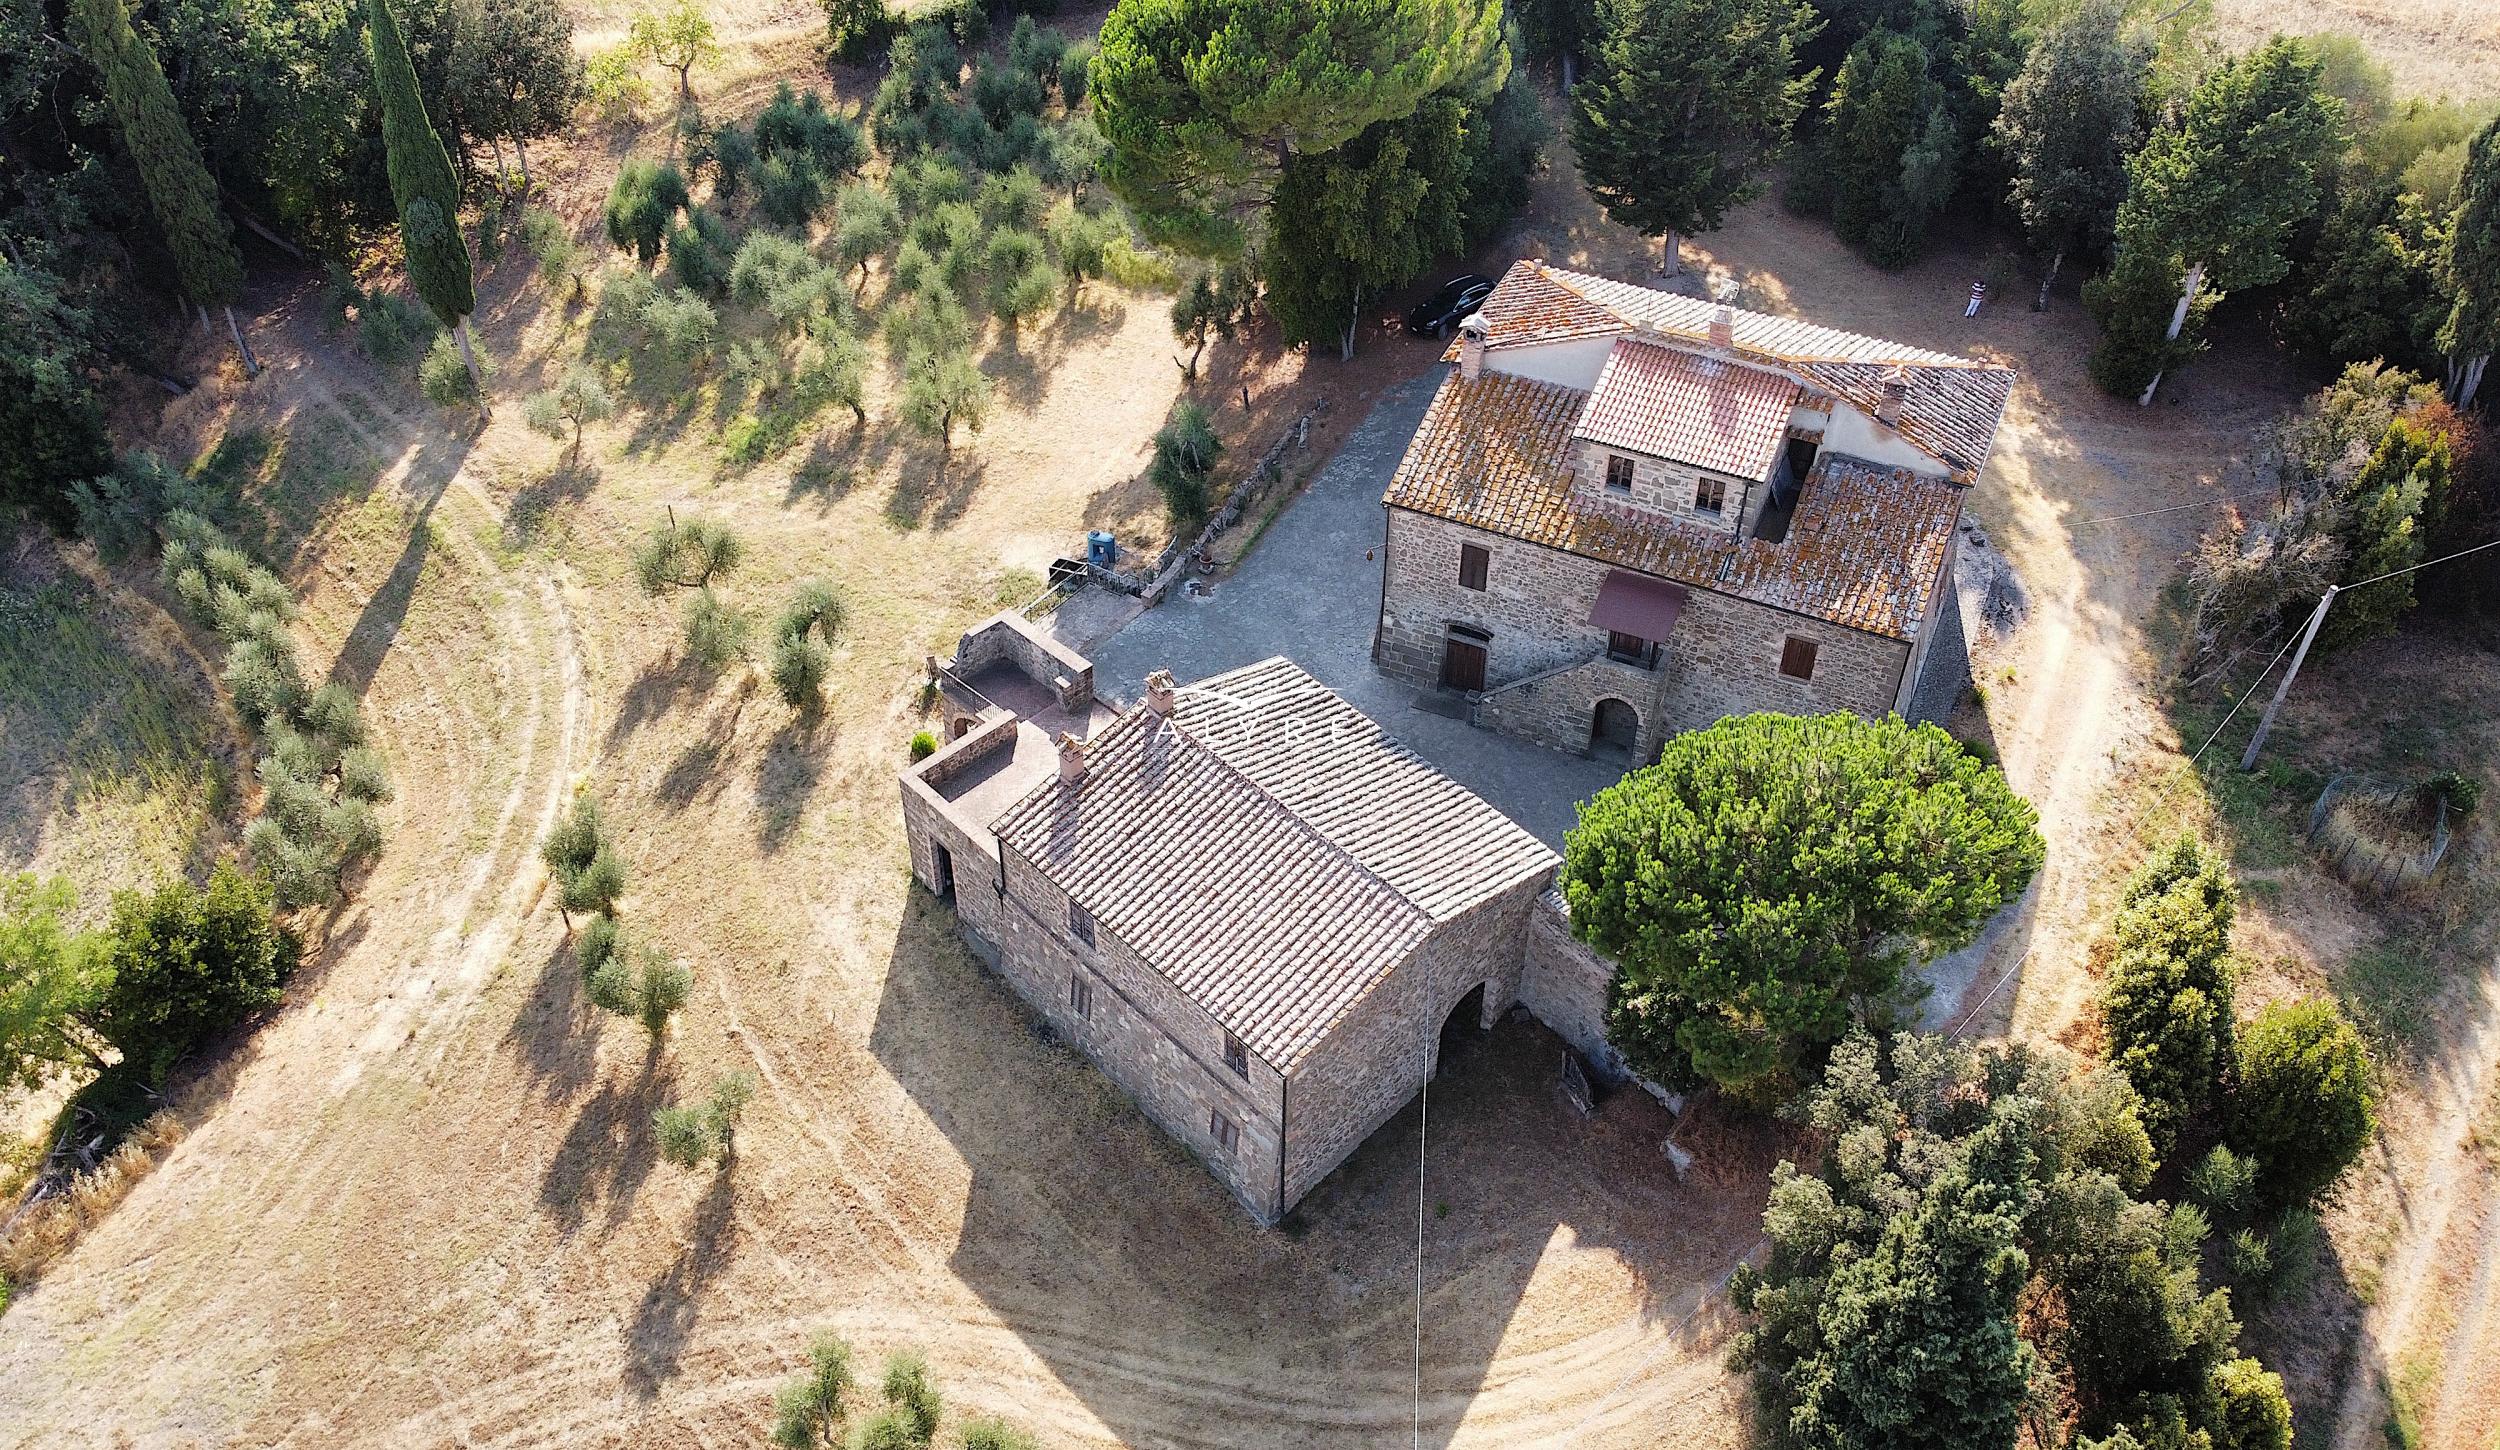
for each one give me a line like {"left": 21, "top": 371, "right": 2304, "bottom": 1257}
{"left": 1057, "top": 730, "right": 1086, "bottom": 785}
{"left": 1708, "top": 306, "right": 1734, "bottom": 352}
{"left": 1145, "top": 668, "right": 1177, "bottom": 717}
{"left": 1458, "top": 313, "right": 1489, "bottom": 382}
{"left": 1876, "top": 364, "right": 1910, "bottom": 427}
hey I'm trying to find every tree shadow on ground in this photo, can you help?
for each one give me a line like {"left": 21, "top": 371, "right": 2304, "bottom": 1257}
{"left": 654, "top": 674, "right": 754, "bottom": 811}
{"left": 883, "top": 445, "right": 988, "bottom": 532}
{"left": 623, "top": 1162, "right": 739, "bottom": 1400}
{"left": 783, "top": 419, "right": 892, "bottom": 514}
{"left": 501, "top": 460, "right": 603, "bottom": 551}
{"left": 754, "top": 708, "right": 830, "bottom": 854}
{"left": 539, "top": 1040, "right": 672, "bottom": 1238}
{"left": 607, "top": 657, "right": 705, "bottom": 752}
{"left": 863, "top": 889, "right": 1772, "bottom": 1449}
{"left": 502, "top": 933, "right": 601, "bottom": 1107}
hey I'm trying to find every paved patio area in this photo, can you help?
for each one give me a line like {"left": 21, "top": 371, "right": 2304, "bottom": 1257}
{"left": 1091, "top": 370, "right": 1623, "bottom": 847}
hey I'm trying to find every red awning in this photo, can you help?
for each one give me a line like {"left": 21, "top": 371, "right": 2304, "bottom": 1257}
{"left": 1588, "top": 570, "right": 1687, "bottom": 640}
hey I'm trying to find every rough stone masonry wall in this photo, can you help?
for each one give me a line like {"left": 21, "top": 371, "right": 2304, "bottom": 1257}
{"left": 1473, "top": 652, "right": 1673, "bottom": 761}
{"left": 994, "top": 843, "right": 1289, "bottom": 1222}
{"left": 1571, "top": 441, "right": 1760, "bottom": 538}
{"left": 1377, "top": 508, "right": 1908, "bottom": 749}
{"left": 1519, "top": 889, "right": 1632, "bottom": 1081}
{"left": 1282, "top": 878, "right": 1546, "bottom": 1209}
{"left": 951, "top": 610, "right": 1095, "bottom": 711}
{"left": 898, "top": 716, "right": 1019, "bottom": 944}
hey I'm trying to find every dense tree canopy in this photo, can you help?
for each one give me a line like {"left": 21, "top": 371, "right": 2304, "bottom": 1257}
{"left": 1088, "top": 0, "right": 1508, "bottom": 243}
{"left": 2099, "top": 836, "right": 2238, "bottom": 1157}
{"left": 369, "top": 0, "right": 476, "bottom": 369}
{"left": 0, "top": 260, "right": 115, "bottom": 532}
{"left": 1569, "top": 0, "right": 1817, "bottom": 274}
{"left": 1563, "top": 712, "right": 2041, "bottom": 1092}
{"left": 1, "top": 876, "right": 109, "bottom": 1093}
{"left": 2229, "top": 1000, "right": 2377, "bottom": 1208}
{"left": 1993, "top": 0, "right": 2146, "bottom": 306}
{"left": 2093, "top": 38, "right": 2341, "bottom": 401}
{"left": 2439, "top": 115, "right": 2500, "bottom": 405}
{"left": 83, "top": 862, "right": 300, "bottom": 1086}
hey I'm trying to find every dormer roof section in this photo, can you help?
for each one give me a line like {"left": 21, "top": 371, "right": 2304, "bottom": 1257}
{"left": 1572, "top": 337, "right": 1800, "bottom": 481}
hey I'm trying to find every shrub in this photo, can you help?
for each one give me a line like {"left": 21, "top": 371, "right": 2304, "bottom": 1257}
{"left": 640, "top": 289, "right": 719, "bottom": 370}
{"left": 925, "top": 0, "right": 986, "bottom": 46}
{"left": 604, "top": 158, "right": 690, "bottom": 261}
{"left": 667, "top": 206, "right": 736, "bottom": 296}
{"left": 1148, "top": 399, "right": 1222, "bottom": 523}
{"left": 577, "top": 912, "right": 621, "bottom": 974}
{"left": 1058, "top": 40, "right": 1093, "bottom": 107}
{"left": 824, "top": 0, "right": 895, "bottom": 61}
{"left": 756, "top": 153, "right": 826, "bottom": 228}
{"left": 2207, "top": 1357, "right": 2293, "bottom": 1450}
{"left": 2230, "top": 1000, "right": 2376, "bottom": 1207}
{"left": 755, "top": 84, "right": 867, "bottom": 177}
{"left": 681, "top": 588, "right": 751, "bottom": 672}
{"left": 971, "top": 63, "right": 1046, "bottom": 131}
{"left": 633, "top": 515, "right": 743, "bottom": 593}
{"left": 522, "top": 366, "right": 618, "bottom": 466}
{"left": 2253, "top": 1207, "right": 2321, "bottom": 1303}
{"left": 653, "top": 1072, "right": 753, "bottom": 1167}
{"left": 85, "top": 862, "right": 298, "bottom": 1085}
{"left": 587, "top": 938, "right": 692, "bottom": 1035}
{"left": 976, "top": 166, "right": 1048, "bottom": 232}
{"left": 2100, "top": 836, "right": 2239, "bottom": 1159}
{"left": 890, "top": 153, "right": 970, "bottom": 215}
{"left": 880, "top": 1351, "right": 941, "bottom": 1441}
{"left": 770, "top": 1329, "right": 857, "bottom": 1446}
{"left": 419, "top": 334, "right": 488, "bottom": 408}
{"left": 711, "top": 122, "right": 757, "bottom": 196}
{"left": 909, "top": 730, "right": 938, "bottom": 761}
{"left": 984, "top": 229, "right": 1057, "bottom": 334}
{"left": 2187, "top": 1144, "right": 2259, "bottom": 1219}
{"left": 960, "top": 1419, "right": 1039, "bottom": 1450}
{"left": 543, "top": 795, "right": 626, "bottom": 920}
{"left": 2426, "top": 769, "right": 2482, "bottom": 815}
{"left": 591, "top": 268, "right": 661, "bottom": 353}
{"left": 832, "top": 182, "right": 902, "bottom": 291}
{"left": 1046, "top": 205, "right": 1113, "bottom": 304}
{"left": 584, "top": 45, "right": 649, "bottom": 122}
{"left": 2226, "top": 1226, "right": 2271, "bottom": 1281}
{"left": 730, "top": 232, "right": 816, "bottom": 309}
{"left": 898, "top": 347, "right": 991, "bottom": 455}
{"left": 358, "top": 289, "right": 437, "bottom": 364}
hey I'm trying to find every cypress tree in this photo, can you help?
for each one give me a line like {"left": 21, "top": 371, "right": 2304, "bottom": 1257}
{"left": 368, "top": 0, "right": 481, "bottom": 388}
{"left": 68, "top": 0, "right": 259, "bottom": 376}
{"left": 2438, "top": 115, "right": 2499, "bottom": 407}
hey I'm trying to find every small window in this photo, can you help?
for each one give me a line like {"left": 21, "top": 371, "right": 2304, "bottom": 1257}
{"left": 1210, "top": 1108, "right": 1240, "bottom": 1154}
{"left": 1607, "top": 630, "right": 1649, "bottom": 664}
{"left": 1693, "top": 476, "right": 1727, "bottom": 513}
{"left": 1457, "top": 543, "right": 1489, "bottom": 592}
{"left": 1069, "top": 972, "right": 1092, "bottom": 1018}
{"left": 1224, "top": 1033, "right": 1249, "bottom": 1078}
{"left": 1604, "top": 454, "right": 1635, "bottom": 494}
{"left": 1779, "top": 636, "right": 1819, "bottom": 681}
{"left": 1068, "top": 900, "right": 1094, "bottom": 946}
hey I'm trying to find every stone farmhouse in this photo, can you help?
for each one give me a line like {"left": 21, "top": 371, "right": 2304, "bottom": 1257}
{"left": 1375, "top": 260, "right": 2015, "bottom": 764}
{"left": 901, "top": 616, "right": 1625, "bottom": 1224}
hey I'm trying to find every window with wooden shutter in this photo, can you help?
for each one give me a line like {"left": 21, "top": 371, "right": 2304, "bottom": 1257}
{"left": 1457, "top": 543, "right": 1488, "bottom": 591}
{"left": 1224, "top": 1034, "right": 1249, "bottom": 1078}
{"left": 1210, "top": 1109, "right": 1240, "bottom": 1153}
{"left": 1069, "top": 973, "right": 1092, "bottom": 1018}
{"left": 1693, "top": 476, "right": 1727, "bottom": 513}
{"left": 1068, "top": 900, "right": 1094, "bottom": 946}
{"left": 1779, "top": 636, "right": 1819, "bottom": 681}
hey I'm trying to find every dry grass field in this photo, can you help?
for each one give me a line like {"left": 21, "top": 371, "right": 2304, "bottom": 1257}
{"left": 2, "top": 5, "right": 2496, "bottom": 1448}
{"left": 2212, "top": 0, "right": 2499, "bottom": 101}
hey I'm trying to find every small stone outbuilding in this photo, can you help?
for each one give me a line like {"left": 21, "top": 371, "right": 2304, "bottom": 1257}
{"left": 1375, "top": 260, "right": 2014, "bottom": 763}
{"left": 901, "top": 619, "right": 1620, "bottom": 1223}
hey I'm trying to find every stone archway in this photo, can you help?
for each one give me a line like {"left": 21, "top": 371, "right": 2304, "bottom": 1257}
{"left": 1590, "top": 697, "right": 1639, "bottom": 761}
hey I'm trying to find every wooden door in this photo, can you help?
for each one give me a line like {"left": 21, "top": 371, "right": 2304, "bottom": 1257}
{"left": 1440, "top": 636, "right": 1487, "bottom": 692}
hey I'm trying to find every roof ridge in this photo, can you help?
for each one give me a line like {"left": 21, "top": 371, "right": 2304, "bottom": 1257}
{"left": 1534, "top": 261, "right": 1998, "bottom": 373}
{"left": 1164, "top": 670, "right": 1435, "bottom": 932}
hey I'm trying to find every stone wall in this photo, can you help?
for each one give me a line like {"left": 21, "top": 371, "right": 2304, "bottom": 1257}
{"left": 1570, "top": 441, "right": 1759, "bottom": 539}
{"left": 995, "top": 843, "right": 1290, "bottom": 1222}
{"left": 1378, "top": 508, "right": 1910, "bottom": 749}
{"left": 1519, "top": 889, "right": 1631, "bottom": 1080}
{"left": 1281, "top": 879, "right": 1546, "bottom": 1209}
{"left": 951, "top": 611, "right": 1094, "bottom": 711}
{"left": 1472, "top": 652, "right": 1671, "bottom": 760}
{"left": 898, "top": 716, "right": 1020, "bottom": 944}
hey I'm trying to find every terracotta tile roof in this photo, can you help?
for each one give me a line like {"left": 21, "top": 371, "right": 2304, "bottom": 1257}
{"left": 1454, "top": 260, "right": 2015, "bottom": 479}
{"left": 1385, "top": 370, "right": 1962, "bottom": 641}
{"left": 991, "top": 659, "right": 1555, "bottom": 1070}
{"left": 1170, "top": 658, "right": 1555, "bottom": 921}
{"left": 1574, "top": 338, "right": 1799, "bottom": 479}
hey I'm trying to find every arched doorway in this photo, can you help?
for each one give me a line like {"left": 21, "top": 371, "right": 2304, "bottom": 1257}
{"left": 1430, "top": 982, "right": 1490, "bottom": 1083}
{"left": 1590, "top": 697, "right": 1639, "bottom": 761}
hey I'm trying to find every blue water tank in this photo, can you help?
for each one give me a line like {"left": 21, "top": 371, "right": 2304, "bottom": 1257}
{"left": 1086, "top": 530, "right": 1118, "bottom": 568}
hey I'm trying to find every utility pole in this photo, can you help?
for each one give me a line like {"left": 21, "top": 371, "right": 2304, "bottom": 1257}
{"left": 2240, "top": 585, "right": 2336, "bottom": 771}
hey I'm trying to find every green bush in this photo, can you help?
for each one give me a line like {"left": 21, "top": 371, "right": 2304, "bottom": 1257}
{"left": 824, "top": 0, "right": 895, "bottom": 61}
{"left": 2206, "top": 1357, "right": 2293, "bottom": 1450}
{"left": 909, "top": 730, "right": 938, "bottom": 761}
{"left": 756, "top": 153, "right": 826, "bottom": 227}
{"left": 2187, "top": 1144, "right": 2259, "bottom": 1219}
{"left": 1147, "top": 398, "right": 1221, "bottom": 523}
{"left": 682, "top": 588, "right": 751, "bottom": 672}
{"left": 604, "top": 157, "right": 689, "bottom": 261}
{"left": 2426, "top": 769, "right": 2482, "bottom": 815}
{"left": 2100, "top": 836, "right": 2239, "bottom": 1158}
{"left": 755, "top": 84, "right": 867, "bottom": 176}
{"left": 577, "top": 912, "right": 621, "bottom": 974}
{"left": 880, "top": 1351, "right": 941, "bottom": 1441}
{"left": 587, "top": 938, "right": 691, "bottom": 1035}
{"left": 358, "top": 289, "right": 437, "bottom": 364}
{"left": 2229, "top": 1000, "right": 2376, "bottom": 1207}
{"left": 653, "top": 1072, "right": 753, "bottom": 1167}
{"left": 2086, "top": 248, "right": 2211, "bottom": 400}
{"left": 419, "top": 334, "right": 487, "bottom": 408}
{"left": 959, "top": 1419, "right": 1039, "bottom": 1450}
{"left": 85, "top": 862, "right": 299, "bottom": 1084}
{"left": 641, "top": 289, "right": 718, "bottom": 370}
{"left": 1058, "top": 41, "right": 1094, "bottom": 108}
{"left": 667, "top": 206, "right": 736, "bottom": 297}
{"left": 770, "top": 1329, "right": 857, "bottom": 1446}
{"left": 2252, "top": 1207, "right": 2321, "bottom": 1304}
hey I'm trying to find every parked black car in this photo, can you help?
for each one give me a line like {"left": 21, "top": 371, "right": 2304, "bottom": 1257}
{"left": 1405, "top": 274, "right": 1495, "bottom": 337}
